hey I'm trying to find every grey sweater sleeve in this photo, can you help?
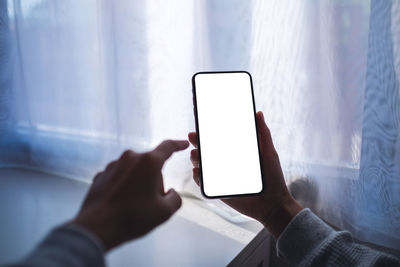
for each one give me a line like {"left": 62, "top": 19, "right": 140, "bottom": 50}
{"left": 276, "top": 209, "right": 400, "bottom": 267}
{"left": 7, "top": 224, "right": 106, "bottom": 267}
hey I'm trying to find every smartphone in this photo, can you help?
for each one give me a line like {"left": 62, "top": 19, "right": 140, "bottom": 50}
{"left": 192, "top": 71, "right": 264, "bottom": 198}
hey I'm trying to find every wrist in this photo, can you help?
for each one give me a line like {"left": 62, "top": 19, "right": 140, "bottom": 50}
{"left": 70, "top": 214, "right": 116, "bottom": 252}
{"left": 262, "top": 195, "right": 303, "bottom": 239}
{"left": 61, "top": 222, "right": 107, "bottom": 254}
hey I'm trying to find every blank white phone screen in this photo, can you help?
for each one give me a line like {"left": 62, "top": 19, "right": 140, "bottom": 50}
{"left": 193, "top": 72, "right": 263, "bottom": 198}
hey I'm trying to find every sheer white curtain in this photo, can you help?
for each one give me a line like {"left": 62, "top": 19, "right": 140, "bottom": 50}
{"left": 3, "top": 0, "right": 195, "bottom": 189}
{"left": 1, "top": 0, "right": 399, "bottom": 250}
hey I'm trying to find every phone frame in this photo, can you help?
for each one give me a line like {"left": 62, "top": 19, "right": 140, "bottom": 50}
{"left": 192, "top": 71, "right": 265, "bottom": 199}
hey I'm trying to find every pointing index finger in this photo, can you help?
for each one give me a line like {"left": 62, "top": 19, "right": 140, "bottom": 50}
{"left": 153, "top": 139, "right": 189, "bottom": 164}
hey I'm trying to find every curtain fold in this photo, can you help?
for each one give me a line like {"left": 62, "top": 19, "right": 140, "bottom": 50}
{"left": 0, "top": 0, "right": 399, "bottom": 250}
{"left": 356, "top": 0, "right": 400, "bottom": 247}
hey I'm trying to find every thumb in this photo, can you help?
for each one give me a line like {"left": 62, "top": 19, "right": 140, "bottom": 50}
{"left": 256, "top": 111, "right": 276, "bottom": 155}
{"left": 163, "top": 189, "right": 182, "bottom": 214}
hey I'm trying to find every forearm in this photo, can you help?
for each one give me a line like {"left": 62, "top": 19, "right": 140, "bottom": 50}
{"left": 276, "top": 209, "right": 400, "bottom": 266}
{"left": 7, "top": 224, "right": 105, "bottom": 267}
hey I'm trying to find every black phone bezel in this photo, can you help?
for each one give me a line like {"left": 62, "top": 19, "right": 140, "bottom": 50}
{"left": 192, "top": 71, "right": 265, "bottom": 199}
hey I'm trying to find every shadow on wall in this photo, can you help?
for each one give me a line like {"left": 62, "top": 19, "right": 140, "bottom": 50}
{"left": 288, "top": 177, "right": 319, "bottom": 214}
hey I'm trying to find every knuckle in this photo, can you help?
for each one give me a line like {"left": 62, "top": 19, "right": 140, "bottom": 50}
{"left": 162, "top": 139, "right": 174, "bottom": 149}
{"left": 272, "top": 149, "right": 279, "bottom": 159}
{"left": 105, "top": 161, "right": 116, "bottom": 171}
{"left": 140, "top": 152, "right": 158, "bottom": 165}
{"left": 120, "top": 149, "right": 136, "bottom": 162}
{"left": 93, "top": 172, "right": 102, "bottom": 182}
{"left": 168, "top": 139, "right": 179, "bottom": 148}
{"left": 164, "top": 139, "right": 173, "bottom": 144}
{"left": 264, "top": 148, "right": 279, "bottom": 160}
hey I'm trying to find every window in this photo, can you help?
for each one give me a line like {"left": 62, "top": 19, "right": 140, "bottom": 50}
{"left": 1, "top": 0, "right": 399, "bottom": 250}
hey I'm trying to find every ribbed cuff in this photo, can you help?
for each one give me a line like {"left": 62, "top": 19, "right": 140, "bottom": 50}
{"left": 276, "top": 208, "right": 334, "bottom": 265}
{"left": 63, "top": 223, "right": 106, "bottom": 255}
{"left": 24, "top": 224, "right": 106, "bottom": 267}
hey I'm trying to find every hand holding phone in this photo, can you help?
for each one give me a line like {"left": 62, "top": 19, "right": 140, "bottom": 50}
{"left": 188, "top": 111, "right": 303, "bottom": 239}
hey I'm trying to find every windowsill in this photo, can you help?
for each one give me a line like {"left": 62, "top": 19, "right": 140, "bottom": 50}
{"left": 177, "top": 196, "right": 263, "bottom": 245}
{"left": 0, "top": 167, "right": 258, "bottom": 266}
